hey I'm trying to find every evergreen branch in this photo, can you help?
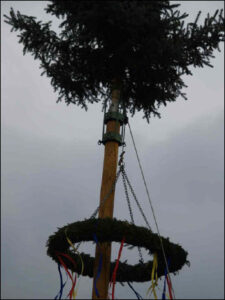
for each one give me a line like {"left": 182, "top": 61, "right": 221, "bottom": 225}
{"left": 4, "top": 2, "right": 224, "bottom": 122}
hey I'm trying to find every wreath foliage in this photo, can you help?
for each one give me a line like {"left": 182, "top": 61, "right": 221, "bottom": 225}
{"left": 47, "top": 218, "right": 188, "bottom": 282}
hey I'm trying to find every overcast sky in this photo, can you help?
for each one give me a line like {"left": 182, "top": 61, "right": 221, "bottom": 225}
{"left": 1, "top": 1, "right": 224, "bottom": 299}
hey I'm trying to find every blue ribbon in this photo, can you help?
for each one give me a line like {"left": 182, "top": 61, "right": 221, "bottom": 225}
{"left": 162, "top": 258, "right": 170, "bottom": 300}
{"left": 162, "top": 274, "right": 167, "bottom": 299}
{"left": 93, "top": 233, "right": 103, "bottom": 298}
{"left": 127, "top": 282, "right": 143, "bottom": 299}
{"left": 54, "top": 263, "right": 68, "bottom": 300}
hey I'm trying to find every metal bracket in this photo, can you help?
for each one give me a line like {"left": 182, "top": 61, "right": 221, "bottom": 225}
{"left": 100, "top": 132, "right": 124, "bottom": 146}
{"left": 104, "top": 112, "right": 128, "bottom": 125}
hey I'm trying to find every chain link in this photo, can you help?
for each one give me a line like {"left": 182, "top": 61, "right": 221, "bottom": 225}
{"left": 121, "top": 167, "right": 135, "bottom": 224}
{"left": 123, "top": 170, "right": 152, "bottom": 231}
{"left": 121, "top": 165, "right": 144, "bottom": 263}
{"left": 75, "top": 169, "right": 121, "bottom": 251}
{"left": 90, "top": 169, "right": 121, "bottom": 219}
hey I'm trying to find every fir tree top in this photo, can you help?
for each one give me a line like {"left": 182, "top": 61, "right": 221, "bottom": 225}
{"left": 4, "top": 1, "right": 224, "bottom": 121}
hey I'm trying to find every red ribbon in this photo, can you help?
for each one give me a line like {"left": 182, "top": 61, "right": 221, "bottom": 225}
{"left": 110, "top": 237, "right": 125, "bottom": 300}
{"left": 166, "top": 275, "right": 173, "bottom": 300}
{"left": 56, "top": 252, "right": 77, "bottom": 300}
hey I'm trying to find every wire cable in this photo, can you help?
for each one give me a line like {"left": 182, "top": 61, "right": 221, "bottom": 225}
{"left": 127, "top": 120, "right": 176, "bottom": 299}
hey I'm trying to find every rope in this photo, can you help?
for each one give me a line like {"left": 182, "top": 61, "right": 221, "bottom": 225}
{"left": 127, "top": 121, "right": 176, "bottom": 299}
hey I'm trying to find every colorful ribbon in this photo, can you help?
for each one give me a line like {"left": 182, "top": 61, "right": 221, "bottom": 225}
{"left": 54, "top": 263, "right": 68, "bottom": 299}
{"left": 127, "top": 282, "right": 143, "bottom": 299}
{"left": 93, "top": 233, "right": 103, "bottom": 298}
{"left": 146, "top": 252, "right": 158, "bottom": 299}
{"left": 65, "top": 228, "right": 84, "bottom": 276}
{"left": 162, "top": 258, "right": 171, "bottom": 300}
{"left": 110, "top": 237, "right": 125, "bottom": 300}
{"left": 162, "top": 271, "right": 167, "bottom": 299}
{"left": 56, "top": 252, "right": 77, "bottom": 299}
{"left": 65, "top": 229, "right": 84, "bottom": 299}
{"left": 166, "top": 274, "right": 173, "bottom": 300}
{"left": 72, "top": 278, "right": 79, "bottom": 299}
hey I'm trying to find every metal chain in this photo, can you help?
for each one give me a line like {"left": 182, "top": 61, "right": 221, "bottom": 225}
{"left": 75, "top": 168, "right": 121, "bottom": 251}
{"left": 75, "top": 124, "right": 125, "bottom": 251}
{"left": 90, "top": 169, "right": 121, "bottom": 219}
{"left": 121, "top": 167, "right": 135, "bottom": 224}
{"left": 123, "top": 169, "right": 152, "bottom": 231}
{"left": 121, "top": 165, "right": 144, "bottom": 263}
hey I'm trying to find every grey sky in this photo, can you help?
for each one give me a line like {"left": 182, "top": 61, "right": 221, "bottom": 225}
{"left": 1, "top": 1, "right": 224, "bottom": 299}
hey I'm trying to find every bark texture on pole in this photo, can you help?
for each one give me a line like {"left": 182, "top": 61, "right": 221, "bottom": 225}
{"left": 92, "top": 85, "right": 121, "bottom": 299}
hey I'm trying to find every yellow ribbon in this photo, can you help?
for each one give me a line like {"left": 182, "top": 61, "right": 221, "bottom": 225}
{"left": 146, "top": 253, "right": 158, "bottom": 299}
{"left": 71, "top": 271, "right": 77, "bottom": 299}
{"left": 65, "top": 229, "right": 84, "bottom": 299}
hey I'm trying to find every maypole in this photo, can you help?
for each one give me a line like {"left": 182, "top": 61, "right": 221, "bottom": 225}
{"left": 92, "top": 80, "right": 121, "bottom": 299}
{"left": 4, "top": 2, "right": 224, "bottom": 299}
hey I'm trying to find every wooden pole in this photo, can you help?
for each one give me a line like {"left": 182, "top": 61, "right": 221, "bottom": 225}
{"left": 92, "top": 83, "right": 121, "bottom": 299}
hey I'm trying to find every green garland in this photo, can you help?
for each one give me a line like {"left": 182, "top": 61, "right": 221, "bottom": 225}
{"left": 47, "top": 218, "right": 188, "bottom": 282}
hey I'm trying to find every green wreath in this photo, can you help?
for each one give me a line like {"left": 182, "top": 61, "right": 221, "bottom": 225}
{"left": 47, "top": 218, "right": 188, "bottom": 282}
